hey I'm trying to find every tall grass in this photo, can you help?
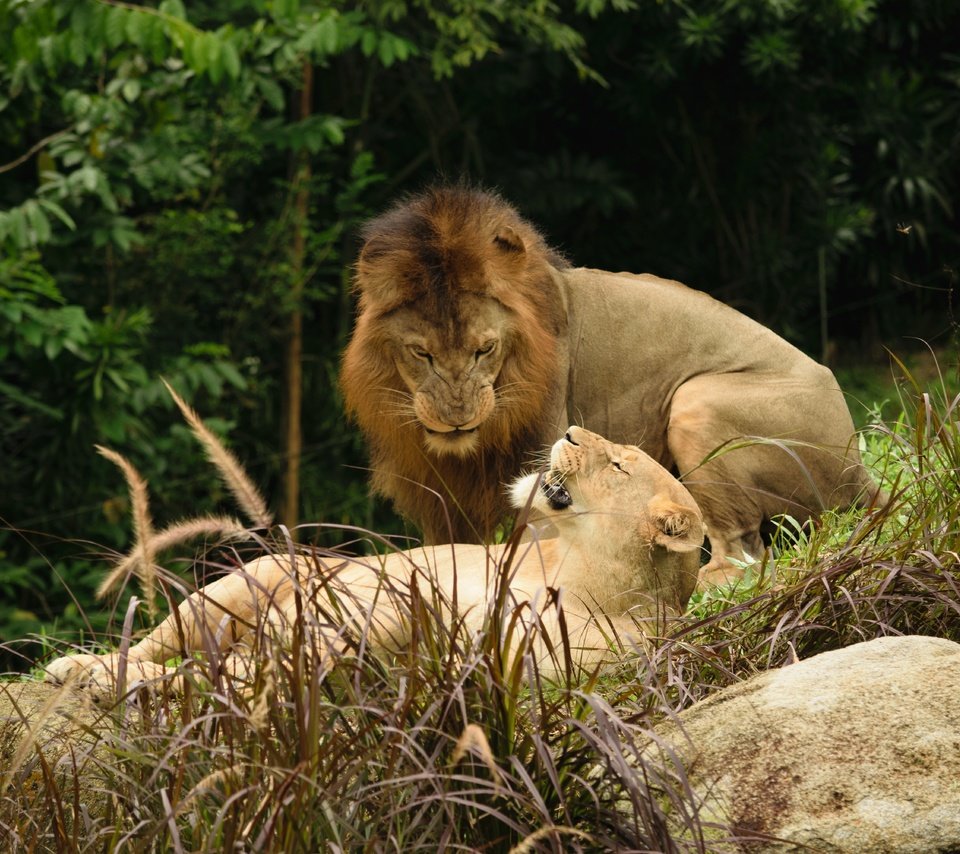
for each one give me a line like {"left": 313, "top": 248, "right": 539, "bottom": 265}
{"left": 2, "top": 370, "right": 958, "bottom": 852}
{"left": 3, "top": 530, "right": 719, "bottom": 852}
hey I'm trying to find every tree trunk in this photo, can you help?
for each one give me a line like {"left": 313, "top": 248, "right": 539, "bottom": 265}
{"left": 282, "top": 61, "right": 314, "bottom": 531}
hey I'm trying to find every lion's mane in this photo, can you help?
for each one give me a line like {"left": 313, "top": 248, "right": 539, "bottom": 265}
{"left": 340, "top": 186, "right": 568, "bottom": 542}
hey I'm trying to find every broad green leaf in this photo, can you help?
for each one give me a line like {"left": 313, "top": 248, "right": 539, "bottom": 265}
{"left": 21, "top": 319, "right": 42, "bottom": 347}
{"left": 2, "top": 302, "right": 23, "bottom": 323}
{"left": 159, "top": 0, "right": 187, "bottom": 21}
{"left": 126, "top": 11, "right": 146, "bottom": 46}
{"left": 378, "top": 35, "right": 395, "bottom": 67}
{"left": 197, "top": 363, "right": 224, "bottom": 395}
{"left": 216, "top": 361, "right": 247, "bottom": 390}
{"left": 316, "top": 15, "right": 339, "bottom": 54}
{"left": 122, "top": 78, "right": 142, "bottom": 102}
{"left": 37, "top": 199, "right": 77, "bottom": 232}
{"left": 205, "top": 34, "right": 223, "bottom": 83}
{"left": 222, "top": 41, "right": 241, "bottom": 79}
{"left": 145, "top": 14, "right": 169, "bottom": 61}
{"left": 67, "top": 31, "right": 87, "bottom": 66}
{"left": 77, "top": 165, "right": 99, "bottom": 192}
{"left": 272, "top": 0, "right": 299, "bottom": 22}
{"left": 185, "top": 31, "right": 207, "bottom": 73}
{"left": 105, "top": 8, "right": 127, "bottom": 49}
{"left": 322, "top": 117, "right": 345, "bottom": 145}
{"left": 44, "top": 337, "right": 63, "bottom": 360}
{"left": 23, "top": 201, "right": 51, "bottom": 244}
{"left": 11, "top": 209, "right": 29, "bottom": 248}
{"left": 257, "top": 76, "right": 285, "bottom": 111}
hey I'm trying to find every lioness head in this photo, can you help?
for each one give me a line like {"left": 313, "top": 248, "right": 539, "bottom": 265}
{"left": 511, "top": 426, "right": 704, "bottom": 560}
{"left": 343, "top": 185, "right": 568, "bottom": 458}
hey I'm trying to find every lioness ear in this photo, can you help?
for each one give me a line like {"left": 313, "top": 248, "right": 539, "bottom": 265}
{"left": 647, "top": 496, "right": 703, "bottom": 553}
{"left": 494, "top": 225, "right": 525, "bottom": 255}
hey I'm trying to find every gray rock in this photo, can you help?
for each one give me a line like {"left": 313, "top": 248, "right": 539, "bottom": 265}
{"left": 650, "top": 635, "right": 960, "bottom": 852}
{"left": 0, "top": 680, "right": 119, "bottom": 829}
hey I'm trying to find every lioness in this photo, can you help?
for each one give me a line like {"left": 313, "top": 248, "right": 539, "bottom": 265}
{"left": 45, "top": 428, "right": 702, "bottom": 695}
{"left": 341, "top": 185, "right": 881, "bottom": 584}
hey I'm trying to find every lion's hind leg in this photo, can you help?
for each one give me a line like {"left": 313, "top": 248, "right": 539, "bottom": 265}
{"left": 667, "top": 368, "right": 867, "bottom": 589}
{"left": 666, "top": 377, "right": 773, "bottom": 589}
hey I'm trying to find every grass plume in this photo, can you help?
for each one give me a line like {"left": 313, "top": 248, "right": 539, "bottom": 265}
{"left": 94, "top": 445, "right": 159, "bottom": 619}
{"left": 162, "top": 377, "right": 273, "bottom": 529}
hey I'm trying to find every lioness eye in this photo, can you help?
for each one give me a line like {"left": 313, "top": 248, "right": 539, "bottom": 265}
{"left": 612, "top": 461, "right": 626, "bottom": 473}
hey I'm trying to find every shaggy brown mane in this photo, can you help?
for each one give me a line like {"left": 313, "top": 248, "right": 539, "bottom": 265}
{"left": 341, "top": 186, "right": 569, "bottom": 542}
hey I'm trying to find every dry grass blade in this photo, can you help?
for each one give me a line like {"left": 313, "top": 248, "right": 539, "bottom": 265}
{"left": 162, "top": 378, "right": 273, "bottom": 528}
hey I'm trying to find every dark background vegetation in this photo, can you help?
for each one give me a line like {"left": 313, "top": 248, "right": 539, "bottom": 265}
{"left": 1, "top": 0, "right": 958, "bottom": 665}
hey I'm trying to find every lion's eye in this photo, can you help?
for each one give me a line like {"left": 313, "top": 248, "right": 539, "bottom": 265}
{"left": 475, "top": 340, "right": 497, "bottom": 358}
{"left": 409, "top": 345, "right": 432, "bottom": 361}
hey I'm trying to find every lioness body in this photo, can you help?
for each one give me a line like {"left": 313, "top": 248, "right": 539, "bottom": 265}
{"left": 46, "top": 428, "right": 702, "bottom": 694}
{"left": 341, "top": 186, "right": 880, "bottom": 584}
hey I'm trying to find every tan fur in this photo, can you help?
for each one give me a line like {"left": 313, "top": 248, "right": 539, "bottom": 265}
{"left": 341, "top": 185, "right": 882, "bottom": 584}
{"left": 44, "top": 428, "right": 703, "bottom": 695}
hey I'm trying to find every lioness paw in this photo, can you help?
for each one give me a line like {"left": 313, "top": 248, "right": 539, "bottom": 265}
{"left": 44, "top": 653, "right": 116, "bottom": 696}
{"left": 45, "top": 653, "right": 173, "bottom": 700}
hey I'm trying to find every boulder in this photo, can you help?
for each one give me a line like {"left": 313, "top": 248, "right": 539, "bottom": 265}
{"left": 0, "top": 680, "right": 118, "bottom": 826}
{"left": 650, "top": 635, "right": 960, "bottom": 852}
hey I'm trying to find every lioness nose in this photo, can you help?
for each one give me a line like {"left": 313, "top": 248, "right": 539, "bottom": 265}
{"left": 565, "top": 430, "right": 578, "bottom": 445}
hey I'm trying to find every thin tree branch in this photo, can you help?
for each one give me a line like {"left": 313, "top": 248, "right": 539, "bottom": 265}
{"left": 0, "top": 130, "right": 69, "bottom": 175}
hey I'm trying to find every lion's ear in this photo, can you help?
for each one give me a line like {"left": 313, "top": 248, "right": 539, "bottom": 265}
{"left": 647, "top": 496, "right": 703, "bottom": 553}
{"left": 355, "top": 236, "right": 402, "bottom": 306}
{"left": 494, "top": 225, "right": 525, "bottom": 255}
{"left": 357, "top": 235, "right": 391, "bottom": 274}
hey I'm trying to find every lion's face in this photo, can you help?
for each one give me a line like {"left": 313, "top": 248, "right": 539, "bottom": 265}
{"left": 512, "top": 426, "right": 703, "bottom": 556}
{"left": 382, "top": 294, "right": 512, "bottom": 456}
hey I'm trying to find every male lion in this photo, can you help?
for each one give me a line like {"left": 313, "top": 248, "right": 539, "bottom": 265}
{"left": 45, "top": 427, "right": 702, "bottom": 693}
{"left": 341, "top": 185, "right": 881, "bottom": 585}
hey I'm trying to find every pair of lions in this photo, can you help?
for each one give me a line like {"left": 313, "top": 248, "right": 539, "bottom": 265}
{"left": 46, "top": 185, "right": 881, "bottom": 694}
{"left": 46, "top": 428, "right": 703, "bottom": 693}
{"left": 341, "top": 185, "right": 881, "bottom": 585}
